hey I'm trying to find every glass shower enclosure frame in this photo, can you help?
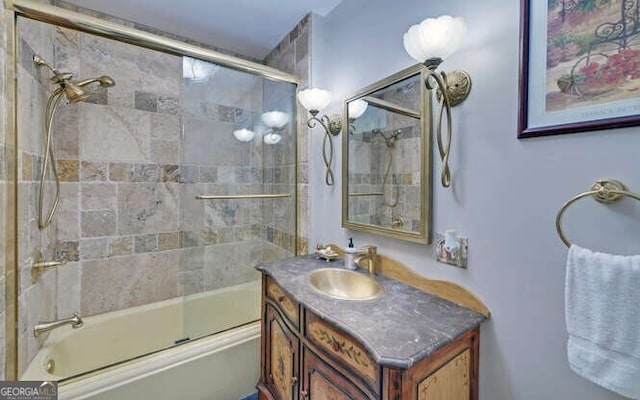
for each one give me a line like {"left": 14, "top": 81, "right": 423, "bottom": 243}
{"left": 4, "top": 0, "right": 299, "bottom": 381}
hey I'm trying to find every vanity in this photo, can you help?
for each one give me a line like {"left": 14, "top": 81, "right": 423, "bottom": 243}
{"left": 255, "top": 251, "right": 488, "bottom": 400}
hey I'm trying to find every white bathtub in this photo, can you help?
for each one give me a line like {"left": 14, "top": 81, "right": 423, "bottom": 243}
{"left": 21, "top": 280, "right": 261, "bottom": 400}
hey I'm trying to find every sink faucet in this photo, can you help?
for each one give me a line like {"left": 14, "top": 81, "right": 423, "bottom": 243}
{"left": 354, "top": 245, "right": 378, "bottom": 275}
{"left": 34, "top": 312, "right": 83, "bottom": 337}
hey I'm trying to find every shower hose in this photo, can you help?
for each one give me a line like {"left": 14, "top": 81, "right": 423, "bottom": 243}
{"left": 38, "top": 87, "right": 65, "bottom": 229}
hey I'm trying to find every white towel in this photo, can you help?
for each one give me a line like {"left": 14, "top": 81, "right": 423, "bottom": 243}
{"left": 566, "top": 244, "right": 640, "bottom": 399}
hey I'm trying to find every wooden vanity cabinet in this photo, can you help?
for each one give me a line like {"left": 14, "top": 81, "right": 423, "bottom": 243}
{"left": 258, "top": 276, "right": 480, "bottom": 400}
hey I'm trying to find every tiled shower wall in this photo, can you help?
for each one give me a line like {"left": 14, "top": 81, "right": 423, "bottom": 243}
{"left": 15, "top": 15, "right": 297, "bottom": 374}
{"left": 264, "top": 14, "right": 312, "bottom": 255}
{"left": 16, "top": 16, "right": 58, "bottom": 376}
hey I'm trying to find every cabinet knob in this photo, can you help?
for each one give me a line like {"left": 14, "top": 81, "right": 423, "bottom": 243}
{"left": 292, "top": 376, "right": 298, "bottom": 386}
{"left": 300, "top": 389, "right": 308, "bottom": 399}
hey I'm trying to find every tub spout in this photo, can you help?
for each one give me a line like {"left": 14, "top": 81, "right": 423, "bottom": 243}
{"left": 34, "top": 312, "right": 83, "bottom": 337}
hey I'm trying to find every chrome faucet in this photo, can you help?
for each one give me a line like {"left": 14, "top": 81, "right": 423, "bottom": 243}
{"left": 354, "top": 245, "right": 378, "bottom": 275}
{"left": 34, "top": 312, "right": 83, "bottom": 337}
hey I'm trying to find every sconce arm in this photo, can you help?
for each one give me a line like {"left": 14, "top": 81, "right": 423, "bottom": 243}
{"left": 425, "top": 70, "right": 453, "bottom": 188}
{"left": 307, "top": 114, "right": 343, "bottom": 186}
{"left": 306, "top": 114, "right": 341, "bottom": 135}
{"left": 423, "top": 66, "right": 472, "bottom": 188}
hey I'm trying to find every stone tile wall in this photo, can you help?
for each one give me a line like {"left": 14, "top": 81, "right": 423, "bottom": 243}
{"left": 10, "top": 5, "right": 298, "bottom": 377}
{"left": 15, "top": 16, "right": 59, "bottom": 376}
{"left": 264, "top": 14, "right": 312, "bottom": 255}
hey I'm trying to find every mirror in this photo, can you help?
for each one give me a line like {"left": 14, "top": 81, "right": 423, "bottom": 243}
{"left": 342, "top": 65, "right": 431, "bottom": 244}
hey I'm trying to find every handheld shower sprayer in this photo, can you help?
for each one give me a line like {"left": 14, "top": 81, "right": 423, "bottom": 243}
{"left": 33, "top": 54, "right": 116, "bottom": 229}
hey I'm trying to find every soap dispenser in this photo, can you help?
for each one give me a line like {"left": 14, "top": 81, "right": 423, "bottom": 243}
{"left": 344, "top": 238, "right": 356, "bottom": 270}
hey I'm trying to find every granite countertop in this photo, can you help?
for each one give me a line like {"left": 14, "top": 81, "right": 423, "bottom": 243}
{"left": 256, "top": 255, "right": 486, "bottom": 369}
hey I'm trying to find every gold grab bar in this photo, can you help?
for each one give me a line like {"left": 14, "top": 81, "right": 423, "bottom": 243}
{"left": 195, "top": 194, "right": 291, "bottom": 200}
{"left": 348, "top": 192, "right": 384, "bottom": 197}
{"left": 555, "top": 178, "right": 640, "bottom": 247}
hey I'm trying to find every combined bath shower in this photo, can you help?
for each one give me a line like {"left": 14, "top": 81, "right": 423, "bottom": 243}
{"left": 33, "top": 55, "right": 115, "bottom": 229}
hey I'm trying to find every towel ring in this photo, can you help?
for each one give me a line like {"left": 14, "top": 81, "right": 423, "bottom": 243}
{"left": 556, "top": 179, "right": 640, "bottom": 247}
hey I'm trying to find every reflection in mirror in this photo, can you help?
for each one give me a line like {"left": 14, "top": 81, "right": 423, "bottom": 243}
{"left": 343, "top": 65, "right": 431, "bottom": 244}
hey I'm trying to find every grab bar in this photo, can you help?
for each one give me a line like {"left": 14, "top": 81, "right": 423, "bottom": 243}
{"left": 195, "top": 193, "right": 291, "bottom": 200}
{"left": 347, "top": 192, "right": 384, "bottom": 197}
{"left": 555, "top": 178, "right": 640, "bottom": 247}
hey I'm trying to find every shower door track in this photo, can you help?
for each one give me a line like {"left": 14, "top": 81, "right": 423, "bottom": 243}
{"left": 6, "top": 0, "right": 299, "bottom": 84}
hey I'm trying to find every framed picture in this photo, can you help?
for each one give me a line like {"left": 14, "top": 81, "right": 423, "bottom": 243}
{"left": 518, "top": 0, "right": 640, "bottom": 138}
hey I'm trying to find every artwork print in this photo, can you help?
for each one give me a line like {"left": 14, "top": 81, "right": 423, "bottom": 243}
{"left": 519, "top": 0, "right": 640, "bottom": 137}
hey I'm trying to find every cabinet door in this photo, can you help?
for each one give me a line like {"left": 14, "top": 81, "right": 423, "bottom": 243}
{"left": 417, "top": 349, "right": 470, "bottom": 400}
{"left": 264, "top": 303, "right": 300, "bottom": 400}
{"left": 301, "top": 347, "right": 371, "bottom": 400}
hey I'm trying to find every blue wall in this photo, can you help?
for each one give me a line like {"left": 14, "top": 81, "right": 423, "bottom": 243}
{"left": 310, "top": 0, "right": 639, "bottom": 399}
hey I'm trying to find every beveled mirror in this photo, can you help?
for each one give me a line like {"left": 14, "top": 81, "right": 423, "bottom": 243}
{"left": 342, "top": 64, "right": 432, "bottom": 244}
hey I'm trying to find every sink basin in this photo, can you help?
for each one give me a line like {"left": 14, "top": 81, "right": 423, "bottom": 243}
{"left": 307, "top": 268, "right": 384, "bottom": 300}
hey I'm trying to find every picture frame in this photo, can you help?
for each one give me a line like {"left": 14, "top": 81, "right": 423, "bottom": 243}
{"left": 518, "top": 0, "right": 640, "bottom": 138}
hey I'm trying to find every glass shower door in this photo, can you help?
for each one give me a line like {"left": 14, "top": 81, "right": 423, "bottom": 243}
{"left": 180, "top": 56, "right": 297, "bottom": 342}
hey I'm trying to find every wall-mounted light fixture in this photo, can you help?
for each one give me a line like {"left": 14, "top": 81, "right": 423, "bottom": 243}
{"left": 261, "top": 111, "right": 289, "bottom": 145}
{"left": 297, "top": 88, "right": 342, "bottom": 186}
{"left": 403, "top": 15, "right": 472, "bottom": 188}
{"left": 347, "top": 99, "right": 368, "bottom": 134}
{"left": 233, "top": 128, "right": 256, "bottom": 142}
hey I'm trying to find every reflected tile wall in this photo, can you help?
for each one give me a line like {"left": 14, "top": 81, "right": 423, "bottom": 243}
{"left": 348, "top": 81, "right": 423, "bottom": 232}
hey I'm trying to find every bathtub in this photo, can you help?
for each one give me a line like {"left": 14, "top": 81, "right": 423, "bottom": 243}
{"left": 21, "top": 280, "right": 261, "bottom": 400}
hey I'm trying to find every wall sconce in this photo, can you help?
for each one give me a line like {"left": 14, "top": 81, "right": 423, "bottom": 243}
{"left": 233, "top": 128, "right": 256, "bottom": 142}
{"left": 297, "top": 88, "right": 342, "bottom": 186}
{"left": 261, "top": 111, "right": 289, "bottom": 145}
{"left": 347, "top": 99, "right": 368, "bottom": 134}
{"left": 403, "top": 15, "right": 472, "bottom": 188}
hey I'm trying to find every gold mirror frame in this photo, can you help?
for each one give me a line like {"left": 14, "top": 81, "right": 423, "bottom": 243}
{"left": 342, "top": 64, "right": 432, "bottom": 244}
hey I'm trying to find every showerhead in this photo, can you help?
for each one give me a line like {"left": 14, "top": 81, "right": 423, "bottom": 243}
{"left": 62, "top": 82, "right": 91, "bottom": 104}
{"left": 97, "top": 76, "right": 115, "bottom": 87}
{"left": 62, "top": 75, "right": 115, "bottom": 103}
{"left": 33, "top": 54, "right": 116, "bottom": 104}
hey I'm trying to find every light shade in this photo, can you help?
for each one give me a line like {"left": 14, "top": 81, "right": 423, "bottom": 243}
{"left": 261, "top": 111, "right": 290, "bottom": 128}
{"left": 348, "top": 99, "right": 368, "bottom": 119}
{"left": 297, "top": 88, "right": 331, "bottom": 112}
{"left": 403, "top": 15, "right": 466, "bottom": 63}
{"left": 233, "top": 128, "right": 255, "bottom": 142}
{"left": 263, "top": 132, "right": 282, "bottom": 145}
